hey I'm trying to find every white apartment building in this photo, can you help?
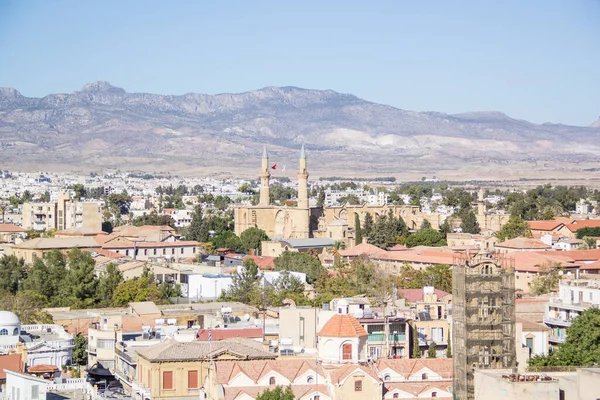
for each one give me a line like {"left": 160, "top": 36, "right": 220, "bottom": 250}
{"left": 324, "top": 188, "right": 388, "bottom": 206}
{"left": 544, "top": 280, "right": 600, "bottom": 346}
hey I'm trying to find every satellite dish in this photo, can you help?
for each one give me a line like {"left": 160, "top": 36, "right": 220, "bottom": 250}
{"left": 243, "top": 314, "right": 250, "bottom": 321}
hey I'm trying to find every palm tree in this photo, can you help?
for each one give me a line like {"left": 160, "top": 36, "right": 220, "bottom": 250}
{"left": 583, "top": 236, "right": 597, "bottom": 250}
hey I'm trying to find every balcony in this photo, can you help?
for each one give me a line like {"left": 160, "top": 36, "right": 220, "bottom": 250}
{"left": 367, "top": 333, "right": 407, "bottom": 342}
{"left": 543, "top": 316, "right": 572, "bottom": 327}
{"left": 549, "top": 335, "right": 566, "bottom": 343}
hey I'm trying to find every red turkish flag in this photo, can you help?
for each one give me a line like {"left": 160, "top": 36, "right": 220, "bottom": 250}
{"left": 271, "top": 164, "right": 277, "bottom": 170}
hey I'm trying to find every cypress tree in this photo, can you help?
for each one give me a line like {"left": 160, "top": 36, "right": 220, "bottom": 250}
{"left": 355, "top": 214, "right": 363, "bottom": 245}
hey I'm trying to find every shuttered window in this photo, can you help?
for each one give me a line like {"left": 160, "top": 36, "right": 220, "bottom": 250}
{"left": 342, "top": 343, "right": 352, "bottom": 360}
{"left": 188, "top": 370, "right": 198, "bottom": 389}
{"left": 163, "top": 371, "right": 173, "bottom": 390}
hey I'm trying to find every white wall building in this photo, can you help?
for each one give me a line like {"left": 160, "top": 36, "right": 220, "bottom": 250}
{"left": 4, "top": 370, "right": 47, "bottom": 400}
{"left": 544, "top": 280, "right": 600, "bottom": 346}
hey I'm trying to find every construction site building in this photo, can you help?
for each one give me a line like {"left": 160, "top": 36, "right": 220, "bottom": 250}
{"left": 452, "top": 252, "right": 517, "bottom": 400}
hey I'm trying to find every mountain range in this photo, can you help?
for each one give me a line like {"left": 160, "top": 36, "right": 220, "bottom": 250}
{"left": 0, "top": 81, "right": 598, "bottom": 179}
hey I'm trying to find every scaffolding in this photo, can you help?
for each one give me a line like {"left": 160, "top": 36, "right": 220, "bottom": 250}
{"left": 452, "top": 251, "right": 516, "bottom": 400}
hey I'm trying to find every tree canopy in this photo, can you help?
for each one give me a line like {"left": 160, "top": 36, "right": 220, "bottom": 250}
{"left": 256, "top": 386, "right": 295, "bottom": 400}
{"left": 495, "top": 215, "right": 531, "bottom": 242}
{"left": 529, "top": 308, "right": 600, "bottom": 367}
{"left": 274, "top": 251, "right": 326, "bottom": 283}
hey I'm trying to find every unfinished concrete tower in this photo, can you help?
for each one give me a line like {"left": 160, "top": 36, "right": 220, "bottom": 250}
{"left": 452, "top": 252, "right": 516, "bottom": 400}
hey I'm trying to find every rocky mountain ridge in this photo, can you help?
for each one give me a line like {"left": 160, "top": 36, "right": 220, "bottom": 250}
{"left": 0, "top": 82, "right": 598, "bottom": 178}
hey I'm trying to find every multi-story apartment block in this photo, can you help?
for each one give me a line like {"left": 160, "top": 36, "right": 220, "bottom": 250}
{"left": 544, "top": 279, "right": 600, "bottom": 346}
{"left": 324, "top": 188, "right": 388, "bottom": 207}
{"left": 22, "top": 191, "right": 102, "bottom": 231}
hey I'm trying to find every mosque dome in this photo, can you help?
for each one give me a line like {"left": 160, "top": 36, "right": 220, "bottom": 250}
{"left": 0, "top": 311, "right": 20, "bottom": 325}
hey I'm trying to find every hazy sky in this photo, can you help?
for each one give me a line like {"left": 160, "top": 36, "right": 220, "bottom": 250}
{"left": 0, "top": 1, "right": 598, "bottom": 126}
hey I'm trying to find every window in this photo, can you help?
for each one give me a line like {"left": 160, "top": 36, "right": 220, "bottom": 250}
{"left": 154, "top": 249, "right": 157, "bottom": 255}
{"left": 384, "top": 374, "right": 391, "bottom": 381}
{"left": 307, "top": 376, "right": 314, "bottom": 384}
{"left": 162, "top": 371, "right": 173, "bottom": 390}
{"left": 144, "top": 249, "right": 148, "bottom": 255}
{"left": 0, "top": 329, "right": 8, "bottom": 335}
{"left": 187, "top": 370, "right": 198, "bottom": 389}
{"left": 172, "top": 248, "right": 175, "bottom": 255}
{"left": 526, "top": 338, "right": 533, "bottom": 351}
{"left": 12, "top": 328, "right": 18, "bottom": 335}
{"left": 432, "top": 392, "right": 437, "bottom": 398}
{"left": 269, "top": 377, "right": 276, "bottom": 385}
{"left": 163, "top": 249, "right": 166, "bottom": 255}
{"left": 31, "top": 385, "right": 39, "bottom": 400}
{"left": 342, "top": 343, "right": 352, "bottom": 360}
{"left": 393, "top": 394, "right": 399, "bottom": 399}
{"left": 422, "top": 373, "right": 428, "bottom": 380}
{"left": 181, "top": 247, "right": 184, "bottom": 254}
{"left": 125, "top": 250, "right": 129, "bottom": 256}
{"left": 354, "top": 380, "right": 362, "bottom": 391}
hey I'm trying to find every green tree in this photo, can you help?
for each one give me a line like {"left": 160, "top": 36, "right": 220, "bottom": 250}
{"left": 72, "top": 335, "right": 88, "bottom": 365}
{"left": 274, "top": 251, "right": 325, "bottom": 283}
{"left": 64, "top": 248, "right": 98, "bottom": 308}
{"left": 369, "top": 210, "right": 408, "bottom": 249}
{"left": 427, "top": 341, "right": 437, "bottom": 358}
{"left": 159, "top": 282, "right": 182, "bottom": 301}
{"left": 460, "top": 209, "right": 481, "bottom": 234}
{"left": 576, "top": 227, "right": 600, "bottom": 239}
{"left": 316, "top": 189, "right": 326, "bottom": 207}
{"left": 420, "top": 219, "right": 432, "bottom": 230}
{"left": 354, "top": 214, "right": 363, "bottom": 245}
{"left": 0, "top": 255, "right": 26, "bottom": 294}
{"left": 96, "top": 263, "right": 124, "bottom": 307}
{"left": 213, "top": 195, "right": 232, "bottom": 211}
{"left": 222, "top": 259, "right": 261, "bottom": 304}
{"left": 338, "top": 194, "right": 361, "bottom": 205}
{"left": 239, "top": 227, "right": 269, "bottom": 254}
{"left": 71, "top": 184, "right": 87, "bottom": 199}
{"left": 23, "top": 251, "right": 68, "bottom": 303}
{"left": 0, "top": 290, "right": 52, "bottom": 324}
{"left": 186, "top": 205, "right": 208, "bottom": 242}
{"left": 256, "top": 386, "right": 295, "bottom": 400}
{"left": 363, "top": 213, "right": 374, "bottom": 238}
{"left": 446, "top": 338, "right": 452, "bottom": 358}
{"left": 582, "top": 237, "right": 598, "bottom": 250}
{"left": 133, "top": 211, "right": 175, "bottom": 228}
{"left": 404, "top": 228, "right": 446, "bottom": 248}
{"left": 495, "top": 215, "right": 531, "bottom": 242}
{"left": 529, "top": 264, "right": 561, "bottom": 295}
{"left": 212, "top": 230, "right": 242, "bottom": 251}
{"left": 412, "top": 325, "right": 421, "bottom": 358}
{"left": 112, "top": 276, "right": 161, "bottom": 306}
{"left": 529, "top": 308, "right": 600, "bottom": 367}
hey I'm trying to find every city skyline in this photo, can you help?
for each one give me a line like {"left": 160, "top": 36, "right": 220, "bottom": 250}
{"left": 1, "top": 0, "right": 599, "bottom": 126}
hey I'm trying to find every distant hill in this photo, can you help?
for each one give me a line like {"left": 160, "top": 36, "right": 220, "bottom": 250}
{"left": 0, "top": 82, "right": 598, "bottom": 179}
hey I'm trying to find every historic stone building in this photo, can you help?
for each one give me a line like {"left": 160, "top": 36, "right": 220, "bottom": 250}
{"left": 234, "top": 146, "right": 443, "bottom": 247}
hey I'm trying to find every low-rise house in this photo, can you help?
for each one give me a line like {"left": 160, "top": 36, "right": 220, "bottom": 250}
{"left": 317, "top": 306, "right": 368, "bottom": 364}
{"left": 134, "top": 339, "right": 277, "bottom": 400}
{"left": 261, "top": 238, "right": 337, "bottom": 258}
{"left": 325, "top": 363, "right": 382, "bottom": 400}
{"left": 495, "top": 237, "right": 552, "bottom": 253}
{"left": 10, "top": 237, "right": 100, "bottom": 263}
{"left": 0, "top": 224, "right": 26, "bottom": 244}
{"left": 214, "top": 359, "right": 330, "bottom": 400}
{"left": 101, "top": 238, "right": 200, "bottom": 262}
{"left": 376, "top": 358, "right": 453, "bottom": 399}
{"left": 278, "top": 306, "right": 318, "bottom": 356}
{"left": 4, "top": 369, "right": 48, "bottom": 400}
{"left": 515, "top": 316, "right": 549, "bottom": 370}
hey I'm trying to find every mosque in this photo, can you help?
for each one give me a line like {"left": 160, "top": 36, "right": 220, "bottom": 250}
{"left": 234, "top": 146, "right": 444, "bottom": 249}
{"left": 0, "top": 311, "right": 74, "bottom": 370}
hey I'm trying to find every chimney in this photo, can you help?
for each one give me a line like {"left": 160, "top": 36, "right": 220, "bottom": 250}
{"left": 362, "top": 236, "right": 369, "bottom": 244}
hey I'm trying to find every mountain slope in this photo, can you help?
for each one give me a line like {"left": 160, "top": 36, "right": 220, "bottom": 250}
{"left": 0, "top": 82, "right": 598, "bottom": 178}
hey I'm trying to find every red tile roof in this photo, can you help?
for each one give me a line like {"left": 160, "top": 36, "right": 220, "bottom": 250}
{"left": 94, "top": 248, "right": 127, "bottom": 259}
{"left": 243, "top": 255, "right": 275, "bottom": 270}
{"left": 527, "top": 220, "right": 565, "bottom": 231}
{"left": 566, "top": 219, "right": 600, "bottom": 232}
{"left": 102, "top": 240, "right": 199, "bottom": 249}
{"left": 338, "top": 243, "right": 386, "bottom": 257}
{"left": 496, "top": 237, "right": 552, "bottom": 250}
{"left": 318, "top": 314, "right": 368, "bottom": 337}
{"left": 399, "top": 288, "right": 450, "bottom": 303}
{"left": 0, "top": 354, "right": 22, "bottom": 379}
{"left": 376, "top": 358, "right": 453, "bottom": 379}
{"left": 0, "top": 224, "right": 25, "bottom": 233}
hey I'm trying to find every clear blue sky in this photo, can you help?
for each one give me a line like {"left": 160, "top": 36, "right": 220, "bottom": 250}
{"left": 0, "top": 0, "right": 598, "bottom": 126}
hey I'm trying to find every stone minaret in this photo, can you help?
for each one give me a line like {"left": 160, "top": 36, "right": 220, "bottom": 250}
{"left": 477, "top": 187, "right": 485, "bottom": 216}
{"left": 259, "top": 145, "right": 270, "bottom": 206}
{"left": 297, "top": 144, "right": 309, "bottom": 209}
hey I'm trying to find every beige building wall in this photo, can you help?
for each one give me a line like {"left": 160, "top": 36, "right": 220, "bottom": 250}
{"left": 474, "top": 370, "right": 560, "bottom": 399}
{"left": 577, "top": 368, "right": 600, "bottom": 400}
{"left": 329, "top": 370, "right": 381, "bottom": 400}
{"left": 279, "top": 306, "right": 318, "bottom": 352}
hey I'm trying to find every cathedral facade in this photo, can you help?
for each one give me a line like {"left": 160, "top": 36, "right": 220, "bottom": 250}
{"left": 234, "top": 147, "right": 445, "bottom": 247}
